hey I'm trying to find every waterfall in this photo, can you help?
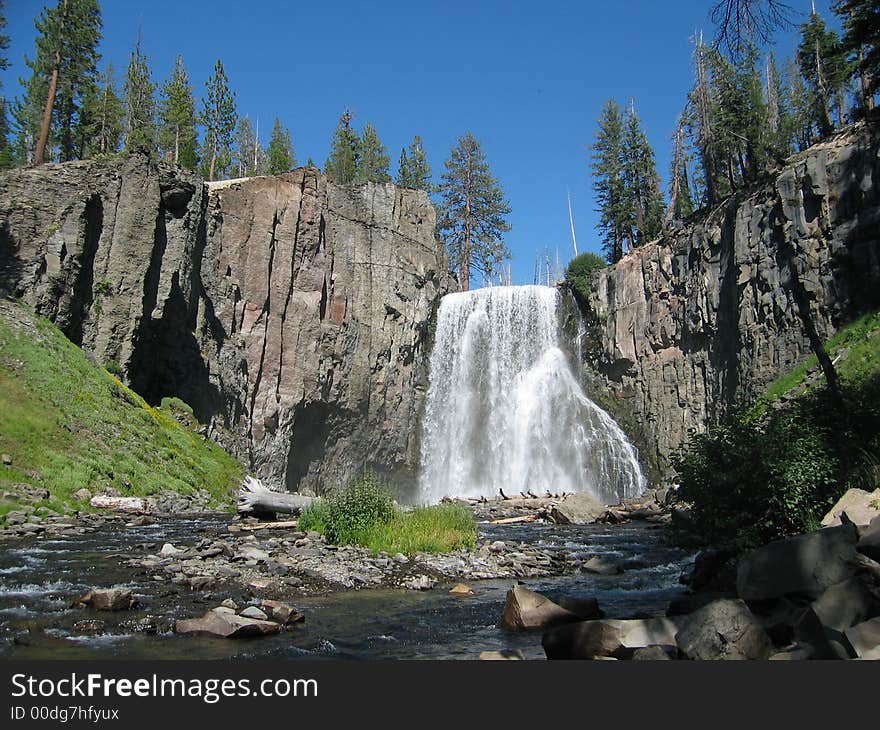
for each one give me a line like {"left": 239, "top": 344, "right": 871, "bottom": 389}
{"left": 418, "top": 285, "right": 645, "bottom": 504}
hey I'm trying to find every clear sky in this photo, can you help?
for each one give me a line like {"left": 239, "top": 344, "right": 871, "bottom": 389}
{"left": 3, "top": 0, "right": 836, "bottom": 285}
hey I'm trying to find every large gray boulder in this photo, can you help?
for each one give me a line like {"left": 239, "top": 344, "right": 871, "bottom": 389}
{"left": 175, "top": 608, "right": 281, "bottom": 638}
{"left": 499, "top": 584, "right": 580, "bottom": 631}
{"left": 550, "top": 493, "right": 607, "bottom": 525}
{"left": 821, "top": 488, "right": 880, "bottom": 528}
{"left": 844, "top": 617, "right": 880, "bottom": 659}
{"left": 675, "top": 599, "right": 773, "bottom": 660}
{"left": 736, "top": 524, "right": 859, "bottom": 601}
{"left": 543, "top": 617, "right": 680, "bottom": 659}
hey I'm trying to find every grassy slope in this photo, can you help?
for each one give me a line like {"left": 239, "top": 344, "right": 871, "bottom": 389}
{"left": 760, "top": 311, "right": 880, "bottom": 403}
{"left": 0, "top": 301, "right": 242, "bottom": 522}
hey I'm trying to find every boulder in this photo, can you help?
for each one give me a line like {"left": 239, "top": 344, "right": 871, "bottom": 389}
{"left": 479, "top": 650, "right": 525, "bottom": 660}
{"left": 550, "top": 493, "right": 606, "bottom": 525}
{"left": 73, "top": 588, "right": 137, "bottom": 611}
{"left": 844, "top": 617, "right": 880, "bottom": 659}
{"left": 543, "top": 617, "right": 680, "bottom": 659}
{"left": 581, "top": 556, "right": 623, "bottom": 575}
{"left": 858, "top": 515, "right": 880, "bottom": 562}
{"left": 631, "top": 645, "right": 676, "bottom": 660}
{"left": 175, "top": 608, "right": 281, "bottom": 638}
{"left": 809, "top": 578, "right": 879, "bottom": 632}
{"left": 736, "top": 524, "right": 858, "bottom": 601}
{"left": 556, "top": 596, "right": 604, "bottom": 620}
{"left": 261, "top": 600, "right": 305, "bottom": 625}
{"left": 449, "top": 583, "right": 475, "bottom": 596}
{"left": 793, "top": 607, "right": 854, "bottom": 659}
{"left": 239, "top": 606, "right": 268, "bottom": 620}
{"left": 681, "top": 548, "right": 737, "bottom": 592}
{"left": 768, "top": 644, "right": 815, "bottom": 660}
{"left": 821, "top": 488, "right": 880, "bottom": 528}
{"left": 675, "top": 599, "right": 773, "bottom": 660}
{"left": 499, "top": 584, "right": 580, "bottom": 631}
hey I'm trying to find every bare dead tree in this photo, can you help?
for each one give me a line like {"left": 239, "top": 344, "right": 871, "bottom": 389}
{"left": 711, "top": 0, "right": 795, "bottom": 55}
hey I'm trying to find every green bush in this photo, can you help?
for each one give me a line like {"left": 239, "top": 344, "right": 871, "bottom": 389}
{"left": 104, "top": 360, "right": 123, "bottom": 377}
{"left": 565, "top": 252, "right": 607, "bottom": 300}
{"left": 323, "top": 472, "right": 395, "bottom": 546}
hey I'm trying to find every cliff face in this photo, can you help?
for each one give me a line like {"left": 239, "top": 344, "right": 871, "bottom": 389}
{"left": 577, "top": 123, "right": 880, "bottom": 477}
{"left": 0, "top": 156, "right": 452, "bottom": 496}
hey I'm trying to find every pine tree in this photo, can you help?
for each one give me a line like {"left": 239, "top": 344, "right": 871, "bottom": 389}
{"left": 356, "top": 122, "right": 390, "bottom": 183}
{"left": 0, "top": 0, "right": 12, "bottom": 169}
{"left": 396, "top": 134, "right": 431, "bottom": 190}
{"left": 77, "top": 63, "right": 122, "bottom": 157}
{"left": 438, "top": 132, "right": 512, "bottom": 291}
{"left": 834, "top": 0, "right": 880, "bottom": 111}
{"left": 667, "top": 112, "right": 695, "bottom": 223}
{"left": 199, "top": 59, "right": 237, "bottom": 181}
{"left": 622, "top": 100, "right": 665, "bottom": 246}
{"left": 159, "top": 55, "right": 197, "bottom": 169}
{"left": 691, "top": 37, "right": 721, "bottom": 207}
{"left": 325, "top": 110, "right": 359, "bottom": 184}
{"left": 798, "top": 10, "right": 851, "bottom": 137}
{"left": 785, "top": 55, "right": 816, "bottom": 151}
{"left": 123, "top": 34, "right": 156, "bottom": 153}
{"left": 591, "top": 99, "right": 628, "bottom": 263}
{"left": 233, "top": 116, "right": 258, "bottom": 177}
{"left": 14, "top": 0, "right": 102, "bottom": 164}
{"left": 266, "top": 117, "right": 296, "bottom": 174}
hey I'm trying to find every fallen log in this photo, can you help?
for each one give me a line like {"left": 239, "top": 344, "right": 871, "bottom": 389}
{"left": 89, "top": 495, "right": 151, "bottom": 514}
{"left": 489, "top": 514, "right": 541, "bottom": 525}
{"left": 238, "top": 520, "right": 300, "bottom": 532}
{"left": 237, "top": 476, "right": 316, "bottom": 517}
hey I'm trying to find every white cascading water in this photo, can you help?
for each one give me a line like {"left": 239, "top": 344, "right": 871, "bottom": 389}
{"left": 418, "top": 285, "right": 645, "bottom": 505}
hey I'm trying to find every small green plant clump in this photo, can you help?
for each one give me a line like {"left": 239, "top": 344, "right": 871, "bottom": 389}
{"left": 298, "top": 473, "right": 477, "bottom": 556}
{"left": 565, "top": 252, "right": 606, "bottom": 301}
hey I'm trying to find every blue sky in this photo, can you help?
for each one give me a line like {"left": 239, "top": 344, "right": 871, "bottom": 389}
{"left": 4, "top": 0, "right": 835, "bottom": 284}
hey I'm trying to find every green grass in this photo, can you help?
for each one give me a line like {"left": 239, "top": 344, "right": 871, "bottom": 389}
{"left": 0, "top": 302, "right": 242, "bottom": 520}
{"left": 298, "top": 476, "right": 477, "bottom": 556}
{"left": 760, "top": 311, "right": 880, "bottom": 404}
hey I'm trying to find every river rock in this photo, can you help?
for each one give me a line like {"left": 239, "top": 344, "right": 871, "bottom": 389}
{"left": 821, "top": 488, "right": 880, "bottom": 528}
{"left": 809, "top": 577, "right": 879, "bottom": 633}
{"left": 581, "top": 556, "right": 623, "bottom": 575}
{"left": 550, "top": 493, "right": 606, "bottom": 525}
{"left": 542, "top": 617, "right": 680, "bottom": 659}
{"left": 675, "top": 599, "right": 773, "bottom": 660}
{"left": 479, "top": 650, "right": 525, "bottom": 660}
{"left": 160, "top": 543, "right": 183, "bottom": 556}
{"left": 449, "top": 583, "right": 474, "bottom": 596}
{"left": 175, "top": 608, "right": 281, "bottom": 638}
{"left": 239, "top": 606, "right": 268, "bottom": 620}
{"left": 736, "top": 524, "right": 858, "bottom": 601}
{"left": 499, "top": 584, "right": 580, "bottom": 631}
{"left": 74, "top": 588, "right": 137, "bottom": 611}
{"left": 261, "top": 600, "right": 304, "bottom": 625}
{"left": 858, "top": 515, "right": 880, "bottom": 562}
{"left": 556, "top": 596, "right": 603, "bottom": 620}
{"left": 844, "top": 617, "right": 880, "bottom": 659}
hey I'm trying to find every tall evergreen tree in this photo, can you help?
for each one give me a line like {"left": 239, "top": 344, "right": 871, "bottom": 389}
{"left": 591, "top": 99, "right": 628, "bottom": 263}
{"left": 691, "top": 37, "right": 721, "bottom": 207}
{"left": 0, "top": 0, "right": 12, "bottom": 169}
{"left": 798, "top": 10, "right": 851, "bottom": 137}
{"left": 667, "top": 112, "right": 695, "bottom": 223}
{"left": 123, "top": 34, "right": 156, "bottom": 153}
{"left": 233, "top": 116, "right": 259, "bottom": 177}
{"left": 14, "top": 0, "right": 102, "bottom": 164}
{"left": 266, "top": 117, "right": 296, "bottom": 174}
{"left": 77, "top": 63, "right": 122, "bottom": 157}
{"left": 622, "top": 100, "right": 665, "bottom": 246}
{"left": 159, "top": 55, "right": 197, "bottom": 169}
{"left": 396, "top": 134, "right": 432, "bottom": 190}
{"left": 356, "top": 122, "right": 390, "bottom": 183}
{"left": 325, "top": 110, "right": 359, "bottom": 184}
{"left": 438, "top": 132, "right": 511, "bottom": 291}
{"left": 199, "top": 59, "right": 237, "bottom": 181}
{"left": 834, "top": 0, "right": 880, "bottom": 110}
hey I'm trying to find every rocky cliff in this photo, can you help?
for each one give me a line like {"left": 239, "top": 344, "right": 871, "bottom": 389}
{"left": 573, "top": 122, "right": 880, "bottom": 479}
{"left": 0, "top": 155, "right": 452, "bottom": 496}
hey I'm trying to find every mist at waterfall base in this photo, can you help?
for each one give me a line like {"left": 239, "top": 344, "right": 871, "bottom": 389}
{"left": 419, "top": 286, "right": 645, "bottom": 505}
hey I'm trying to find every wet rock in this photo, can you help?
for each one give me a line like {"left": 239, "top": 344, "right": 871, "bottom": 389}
{"left": 582, "top": 556, "right": 623, "bottom": 576}
{"left": 499, "top": 585, "right": 580, "bottom": 632}
{"left": 821, "top": 488, "right": 880, "bottom": 528}
{"left": 844, "top": 617, "right": 880, "bottom": 659}
{"left": 449, "top": 583, "right": 474, "bottom": 596}
{"left": 550, "top": 493, "right": 606, "bottom": 525}
{"left": 261, "top": 600, "right": 305, "bottom": 625}
{"left": 676, "top": 599, "right": 773, "bottom": 660}
{"left": 73, "top": 588, "right": 137, "bottom": 611}
{"left": 479, "top": 650, "right": 525, "bottom": 660}
{"left": 239, "top": 606, "right": 268, "bottom": 620}
{"left": 175, "top": 608, "right": 281, "bottom": 638}
{"left": 736, "top": 524, "right": 859, "bottom": 601}
{"left": 73, "top": 619, "right": 106, "bottom": 634}
{"left": 543, "top": 617, "right": 680, "bottom": 659}
{"left": 556, "top": 596, "right": 603, "bottom": 620}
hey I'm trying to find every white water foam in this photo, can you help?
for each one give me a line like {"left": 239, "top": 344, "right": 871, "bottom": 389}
{"left": 418, "top": 285, "right": 645, "bottom": 504}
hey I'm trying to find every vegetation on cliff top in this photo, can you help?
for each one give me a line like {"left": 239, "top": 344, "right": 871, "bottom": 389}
{"left": 298, "top": 473, "right": 477, "bottom": 556}
{"left": 0, "top": 301, "right": 241, "bottom": 523}
{"left": 674, "top": 309, "right": 880, "bottom": 549}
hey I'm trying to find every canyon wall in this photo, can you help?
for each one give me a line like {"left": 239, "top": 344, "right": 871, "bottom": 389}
{"left": 573, "top": 123, "right": 880, "bottom": 479}
{"left": 0, "top": 155, "right": 452, "bottom": 496}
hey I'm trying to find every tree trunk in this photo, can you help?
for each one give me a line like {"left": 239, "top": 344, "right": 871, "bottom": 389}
{"left": 174, "top": 125, "right": 179, "bottom": 164}
{"left": 238, "top": 476, "right": 316, "bottom": 517}
{"left": 462, "top": 159, "right": 472, "bottom": 291}
{"left": 35, "top": 50, "right": 61, "bottom": 165}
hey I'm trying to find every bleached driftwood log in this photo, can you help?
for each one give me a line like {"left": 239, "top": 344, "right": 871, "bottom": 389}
{"left": 237, "top": 476, "right": 315, "bottom": 517}
{"left": 89, "top": 495, "right": 152, "bottom": 513}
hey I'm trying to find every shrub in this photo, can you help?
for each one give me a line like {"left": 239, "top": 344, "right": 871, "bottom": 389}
{"left": 323, "top": 472, "right": 395, "bottom": 546}
{"left": 104, "top": 360, "right": 123, "bottom": 377}
{"left": 565, "top": 252, "right": 606, "bottom": 300}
